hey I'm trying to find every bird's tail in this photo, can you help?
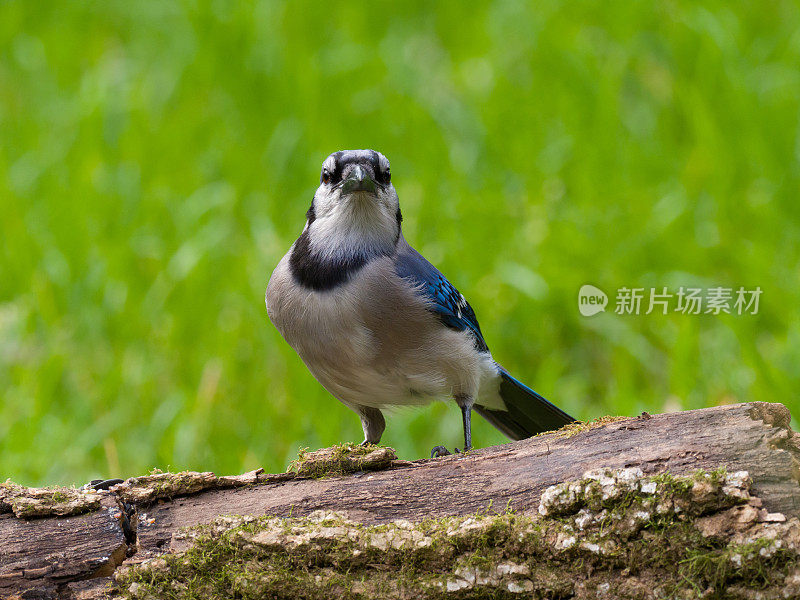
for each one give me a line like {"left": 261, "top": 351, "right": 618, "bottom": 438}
{"left": 475, "top": 366, "right": 576, "bottom": 440}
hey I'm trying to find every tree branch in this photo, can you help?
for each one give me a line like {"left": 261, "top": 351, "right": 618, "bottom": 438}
{"left": 3, "top": 402, "right": 799, "bottom": 599}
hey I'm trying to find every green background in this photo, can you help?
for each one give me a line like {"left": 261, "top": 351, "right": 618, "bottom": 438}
{"left": 2, "top": 1, "right": 798, "bottom": 486}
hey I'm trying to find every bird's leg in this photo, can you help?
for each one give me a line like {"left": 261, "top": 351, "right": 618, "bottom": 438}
{"left": 455, "top": 394, "right": 474, "bottom": 453}
{"left": 357, "top": 406, "right": 385, "bottom": 446}
{"left": 431, "top": 394, "right": 475, "bottom": 458}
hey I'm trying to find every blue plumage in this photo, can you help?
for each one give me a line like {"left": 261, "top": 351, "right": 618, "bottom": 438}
{"left": 395, "top": 246, "right": 489, "bottom": 352}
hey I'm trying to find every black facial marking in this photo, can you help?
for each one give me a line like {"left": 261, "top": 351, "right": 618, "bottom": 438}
{"left": 393, "top": 207, "right": 403, "bottom": 244}
{"left": 306, "top": 198, "right": 316, "bottom": 224}
{"left": 369, "top": 150, "right": 381, "bottom": 178}
{"left": 330, "top": 152, "right": 345, "bottom": 185}
{"left": 289, "top": 231, "right": 370, "bottom": 291}
{"left": 322, "top": 149, "right": 390, "bottom": 188}
{"left": 371, "top": 150, "right": 390, "bottom": 185}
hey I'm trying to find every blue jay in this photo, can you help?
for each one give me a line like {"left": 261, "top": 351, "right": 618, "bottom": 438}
{"left": 266, "top": 149, "right": 575, "bottom": 457}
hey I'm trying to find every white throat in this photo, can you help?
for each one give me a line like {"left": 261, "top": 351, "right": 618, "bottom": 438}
{"left": 308, "top": 193, "right": 398, "bottom": 260}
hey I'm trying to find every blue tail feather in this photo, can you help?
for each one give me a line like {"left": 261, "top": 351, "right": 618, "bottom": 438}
{"left": 475, "top": 367, "right": 575, "bottom": 440}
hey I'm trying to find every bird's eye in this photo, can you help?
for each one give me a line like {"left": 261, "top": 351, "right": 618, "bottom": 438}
{"left": 322, "top": 168, "right": 331, "bottom": 184}
{"left": 384, "top": 167, "right": 391, "bottom": 184}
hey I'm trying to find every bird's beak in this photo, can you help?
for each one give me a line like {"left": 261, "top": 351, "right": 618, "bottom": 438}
{"left": 342, "top": 165, "right": 377, "bottom": 194}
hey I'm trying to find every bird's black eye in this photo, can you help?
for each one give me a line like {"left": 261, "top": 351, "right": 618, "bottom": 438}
{"left": 384, "top": 167, "right": 391, "bottom": 184}
{"left": 322, "top": 168, "right": 331, "bottom": 184}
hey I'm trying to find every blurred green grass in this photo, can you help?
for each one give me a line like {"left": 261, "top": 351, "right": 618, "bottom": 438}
{"left": 1, "top": 1, "right": 799, "bottom": 485}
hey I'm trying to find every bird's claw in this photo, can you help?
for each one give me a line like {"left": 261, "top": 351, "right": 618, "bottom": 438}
{"left": 430, "top": 445, "right": 452, "bottom": 458}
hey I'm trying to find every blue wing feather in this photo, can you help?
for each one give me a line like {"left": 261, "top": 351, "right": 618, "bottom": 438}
{"left": 395, "top": 246, "right": 489, "bottom": 352}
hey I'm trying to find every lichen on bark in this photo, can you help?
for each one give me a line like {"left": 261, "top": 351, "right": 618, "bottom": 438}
{"left": 114, "top": 467, "right": 800, "bottom": 599}
{"left": 0, "top": 480, "right": 103, "bottom": 518}
{"left": 111, "top": 468, "right": 269, "bottom": 504}
{"left": 0, "top": 445, "right": 398, "bottom": 520}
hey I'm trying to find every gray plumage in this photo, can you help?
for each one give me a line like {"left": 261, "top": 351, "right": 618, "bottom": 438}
{"left": 265, "top": 149, "right": 574, "bottom": 453}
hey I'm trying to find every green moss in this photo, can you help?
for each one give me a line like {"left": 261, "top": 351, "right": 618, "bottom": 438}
{"left": 287, "top": 444, "right": 397, "bottom": 479}
{"left": 544, "top": 415, "right": 631, "bottom": 439}
{"left": 678, "top": 536, "right": 796, "bottom": 595}
{"left": 114, "top": 468, "right": 799, "bottom": 599}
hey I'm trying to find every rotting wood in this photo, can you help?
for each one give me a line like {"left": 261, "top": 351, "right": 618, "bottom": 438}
{"left": 137, "top": 402, "right": 800, "bottom": 557}
{"left": 1, "top": 401, "right": 798, "bottom": 599}
{"left": 115, "top": 469, "right": 800, "bottom": 599}
{"left": 0, "top": 495, "right": 125, "bottom": 598}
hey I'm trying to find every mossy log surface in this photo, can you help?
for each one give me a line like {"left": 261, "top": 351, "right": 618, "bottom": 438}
{"left": 2, "top": 402, "right": 799, "bottom": 599}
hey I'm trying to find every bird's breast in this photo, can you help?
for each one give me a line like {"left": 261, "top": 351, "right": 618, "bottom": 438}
{"left": 267, "top": 253, "right": 377, "bottom": 365}
{"left": 266, "top": 252, "right": 501, "bottom": 409}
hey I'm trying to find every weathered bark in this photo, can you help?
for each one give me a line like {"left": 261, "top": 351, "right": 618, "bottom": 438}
{"left": 0, "top": 494, "right": 126, "bottom": 598}
{"left": 2, "top": 401, "right": 799, "bottom": 599}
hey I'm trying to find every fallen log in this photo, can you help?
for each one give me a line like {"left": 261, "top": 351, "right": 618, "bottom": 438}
{"left": 2, "top": 402, "right": 799, "bottom": 599}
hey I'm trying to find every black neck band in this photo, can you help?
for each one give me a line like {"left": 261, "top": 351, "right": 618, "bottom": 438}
{"left": 289, "top": 231, "right": 371, "bottom": 291}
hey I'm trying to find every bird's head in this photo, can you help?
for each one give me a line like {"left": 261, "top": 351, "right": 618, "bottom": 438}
{"left": 304, "top": 149, "right": 401, "bottom": 259}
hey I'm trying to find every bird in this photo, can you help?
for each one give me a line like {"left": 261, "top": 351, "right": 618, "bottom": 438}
{"left": 265, "top": 149, "right": 575, "bottom": 457}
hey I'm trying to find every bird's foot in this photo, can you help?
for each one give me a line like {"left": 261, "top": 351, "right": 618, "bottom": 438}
{"left": 430, "top": 445, "right": 452, "bottom": 458}
{"left": 430, "top": 445, "right": 474, "bottom": 458}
